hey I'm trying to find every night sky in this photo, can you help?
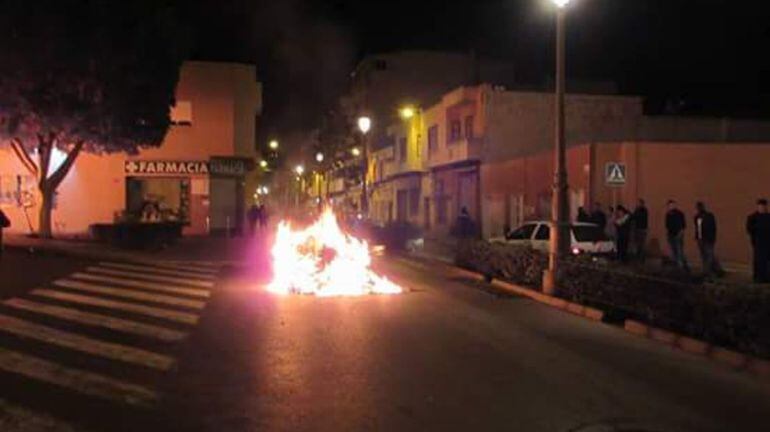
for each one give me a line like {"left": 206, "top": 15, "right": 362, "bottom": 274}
{"left": 184, "top": 0, "right": 770, "bottom": 141}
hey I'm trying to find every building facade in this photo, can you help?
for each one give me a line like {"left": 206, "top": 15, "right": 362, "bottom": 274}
{"left": 0, "top": 61, "right": 263, "bottom": 236}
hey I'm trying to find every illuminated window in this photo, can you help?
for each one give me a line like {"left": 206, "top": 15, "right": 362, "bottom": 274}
{"left": 171, "top": 101, "right": 192, "bottom": 126}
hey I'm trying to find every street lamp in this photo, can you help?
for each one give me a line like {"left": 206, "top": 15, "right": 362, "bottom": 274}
{"left": 399, "top": 106, "right": 415, "bottom": 120}
{"left": 316, "top": 152, "right": 324, "bottom": 163}
{"left": 269, "top": 140, "right": 279, "bottom": 150}
{"left": 350, "top": 147, "right": 361, "bottom": 157}
{"left": 295, "top": 165, "right": 305, "bottom": 176}
{"left": 357, "top": 116, "right": 372, "bottom": 216}
{"left": 543, "top": 0, "right": 571, "bottom": 295}
{"left": 259, "top": 160, "right": 268, "bottom": 169}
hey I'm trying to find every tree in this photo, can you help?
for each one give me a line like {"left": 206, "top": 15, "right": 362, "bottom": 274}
{"left": 0, "top": 0, "right": 186, "bottom": 238}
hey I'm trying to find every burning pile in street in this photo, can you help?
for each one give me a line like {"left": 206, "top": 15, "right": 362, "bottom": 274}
{"left": 268, "top": 208, "right": 403, "bottom": 297}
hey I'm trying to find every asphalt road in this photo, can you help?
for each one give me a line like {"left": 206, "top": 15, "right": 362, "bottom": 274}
{"left": 1, "top": 245, "right": 769, "bottom": 431}
{"left": 165, "top": 255, "right": 770, "bottom": 432}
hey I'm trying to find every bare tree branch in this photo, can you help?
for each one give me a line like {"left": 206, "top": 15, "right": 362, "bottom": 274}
{"left": 37, "top": 133, "right": 53, "bottom": 187}
{"left": 9, "top": 137, "right": 39, "bottom": 176}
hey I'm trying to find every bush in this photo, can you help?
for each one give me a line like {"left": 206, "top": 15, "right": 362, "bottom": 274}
{"left": 455, "top": 240, "right": 547, "bottom": 288}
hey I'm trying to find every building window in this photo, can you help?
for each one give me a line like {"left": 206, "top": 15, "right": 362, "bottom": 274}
{"left": 399, "top": 137, "right": 407, "bottom": 163}
{"left": 464, "top": 115, "right": 474, "bottom": 139}
{"left": 171, "top": 101, "right": 192, "bottom": 126}
{"left": 428, "top": 125, "right": 438, "bottom": 157}
{"left": 449, "top": 120, "right": 461, "bottom": 142}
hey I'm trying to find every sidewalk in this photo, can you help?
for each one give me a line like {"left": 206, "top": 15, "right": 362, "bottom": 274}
{"left": 3, "top": 233, "right": 265, "bottom": 267}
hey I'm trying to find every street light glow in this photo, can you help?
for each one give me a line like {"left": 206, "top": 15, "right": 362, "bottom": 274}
{"left": 269, "top": 140, "right": 279, "bottom": 150}
{"left": 295, "top": 165, "right": 305, "bottom": 175}
{"left": 357, "top": 116, "right": 371, "bottom": 134}
{"left": 552, "top": 0, "right": 570, "bottom": 7}
{"left": 351, "top": 147, "right": 361, "bottom": 157}
{"left": 400, "top": 106, "right": 415, "bottom": 119}
{"left": 260, "top": 160, "right": 268, "bottom": 169}
{"left": 316, "top": 152, "right": 324, "bottom": 163}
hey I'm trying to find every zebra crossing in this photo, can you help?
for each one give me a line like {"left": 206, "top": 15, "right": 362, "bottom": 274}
{"left": 0, "top": 260, "right": 221, "bottom": 429}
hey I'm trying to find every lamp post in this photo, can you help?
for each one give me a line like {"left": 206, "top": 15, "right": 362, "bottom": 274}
{"left": 357, "top": 116, "right": 372, "bottom": 215}
{"left": 543, "top": 0, "right": 570, "bottom": 295}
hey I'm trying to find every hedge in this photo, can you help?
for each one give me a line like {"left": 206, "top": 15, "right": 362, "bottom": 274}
{"left": 455, "top": 240, "right": 770, "bottom": 359}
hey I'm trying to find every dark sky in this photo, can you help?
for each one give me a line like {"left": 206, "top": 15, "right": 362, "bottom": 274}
{"left": 185, "top": 0, "right": 770, "bottom": 140}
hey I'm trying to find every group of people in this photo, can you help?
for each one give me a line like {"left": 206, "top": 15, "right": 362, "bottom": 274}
{"left": 247, "top": 204, "right": 270, "bottom": 235}
{"left": 577, "top": 198, "right": 770, "bottom": 282}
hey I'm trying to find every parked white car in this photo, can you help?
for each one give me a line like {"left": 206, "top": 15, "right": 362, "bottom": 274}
{"left": 490, "top": 221, "right": 615, "bottom": 256}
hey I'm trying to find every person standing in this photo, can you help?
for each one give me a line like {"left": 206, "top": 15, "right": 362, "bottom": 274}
{"left": 632, "top": 199, "right": 649, "bottom": 261}
{"left": 576, "top": 207, "right": 591, "bottom": 223}
{"left": 694, "top": 201, "right": 723, "bottom": 278}
{"left": 614, "top": 206, "right": 632, "bottom": 262}
{"left": 747, "top": 198, "right": 770, "bottom": 283}
{"left": 247, "top": 204, "right": 260, "bottom": 235}
{"left": 0, "top": 208, "right": 10, "bottom": 260}
{"left": 665, "top": 200, "right": 688, "bottom": 271}
{"left": 590, "top": 202, "right": 607, "bottom": 231}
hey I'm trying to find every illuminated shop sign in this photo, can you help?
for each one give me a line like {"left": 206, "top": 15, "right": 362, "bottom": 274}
{"left": 125, "top": 160, "right": 210, "bottom": 175}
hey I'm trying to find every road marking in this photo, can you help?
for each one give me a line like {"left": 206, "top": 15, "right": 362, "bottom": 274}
{"left": 4, "top": 298, "right": 187, "bottom": 342}
{"left": 99, "top": 262, "right": 217, "bottom": 280}
{"left": 31, "top": 289, "right": 199, "bottom": 325}
{"left": 154, "top": 261, "right": 221, "bottom": 274}
{"left": 54, "top": 279, "right": 206, "bottom": 310}
{"left": 70, "top": 272, "right": 210, "bottom": 298}
{"left": 0, "top": 347, "right": 158, "bottom": 407}
{"left": 85, "top": 267, "right": 215, "bottom": 288}
{"left": 0, "top": 314, "right": 175, "bottom": 370}
{"left": 0, "top": 398, "right": 77, "bottom": 431}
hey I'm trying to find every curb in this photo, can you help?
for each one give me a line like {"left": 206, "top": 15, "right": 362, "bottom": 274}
{"left": 622, "top": 319, "right": 769, "bottom": 381}
{"left": 420, "top": 258, "right": 607, "bottom": 324}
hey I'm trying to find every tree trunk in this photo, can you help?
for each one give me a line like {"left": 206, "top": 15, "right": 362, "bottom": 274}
{"left": 38, "top": 187, "right": 54, "bottom": 239}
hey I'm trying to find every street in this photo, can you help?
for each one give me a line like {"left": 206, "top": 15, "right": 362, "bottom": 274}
{"left": 1, "top": 242, "right": 769, "bottom": 432}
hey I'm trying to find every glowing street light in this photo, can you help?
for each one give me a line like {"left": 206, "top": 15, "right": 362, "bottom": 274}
{"left": 259, "top": 160, "right": 268, "bottom": 169}
{"left": 357, "top": 116, "right": 371, "bottom": 134}
{"left": 351, "top": 147, "right": 361, "bottom": 157}
{"left": 316, "top": 152, "right": 324, "bottom": 163}
{"left": 552, "top": 0, "right": 570, "bottom": 7}
{"left": 295, "top": 165, "right": 305, "bottom": 175}
{"left": 269, "top": 140, "right": 279, "bottom": 150}
{"left": 400, "top": 106, "right": 415, "bottom": 120}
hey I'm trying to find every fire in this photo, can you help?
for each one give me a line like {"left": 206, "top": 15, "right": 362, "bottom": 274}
{"left": 268, "top": 208, "right": 403, "bottom": 297}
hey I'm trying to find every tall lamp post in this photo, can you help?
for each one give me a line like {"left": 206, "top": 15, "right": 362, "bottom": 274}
{"left": 543, "top": 0, "right": 571, "bottom": 295}
{"left": 357, "top": 116, "right": 372, "bottom": 215}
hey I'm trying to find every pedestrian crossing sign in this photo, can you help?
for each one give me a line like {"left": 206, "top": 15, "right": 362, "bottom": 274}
{"left": 605, "top": 162, "right": 627, "bottom": 186}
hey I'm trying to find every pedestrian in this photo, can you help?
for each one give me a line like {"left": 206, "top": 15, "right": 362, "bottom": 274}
{"left": 590, "top": 202, "right": 607, "bottom": 231}
{"left": 614, "top": 206, "right": 632, "bottom": 262}
{"left": 665, "top": 199, "right": 689, "bottom": 271}
{"left": 632, "top": 199, "right": 649, "bottom": 262}
{"left": 694, "top": 201, "right": 724, "bottom": 278}
{"left": 606, "top": 205, "right": 617, "bottom": 240}
{"left": 258, "top": 204, "right": 269, "bottom": 229}
{"left": 455, "top": 206, "right": 476, "bottom": 238}
{"left": 247, "top": 204, "right": 260, "bottom": 235}
{"left": 0, "top": 208, "right": 10, "bottom": 260}
{"left": 747, "top": 198, "right": 770, "bottom": 283}
{"left": 576, "top": 207, "right": 591, "bottom": 223}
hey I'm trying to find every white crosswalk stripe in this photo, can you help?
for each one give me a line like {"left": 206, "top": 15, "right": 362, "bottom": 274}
{"left": 4, "top": 298, "right": 187, "bottom": 342}
{"left": 31, "top": 289, "right": 200, "bottom": 325}
{"left": 0, "top": 260, "right": 219, "bottom": 413}
{"left": 0, "top": 398, "right": 78, "bottom": 431}
{"left": 85, "top": 267, "right": 215, "bottom": 288}
{"left": 71, "top": 272, "right": 210, "bottom": 298}
{"left": 99, "top": 262, "right": 217, "bottom": 280}
{"left": 54, "top": 279, "right": 207, "bottom": 310}
{"left": 0, "top": 348, "right": 158, "bottom": 407}
{"left": 152, "top": 261, "right": 221, "bottom": 275}
{"left": 0, "top": 314, "right": 175, "bottom": 370}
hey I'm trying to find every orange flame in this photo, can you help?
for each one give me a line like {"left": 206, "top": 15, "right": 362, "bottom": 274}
{"left": 268, "top": 208, "right": 403, "bottom": 297}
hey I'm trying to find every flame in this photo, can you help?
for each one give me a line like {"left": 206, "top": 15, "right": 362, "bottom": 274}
{"left": 268, "top": 208, "right": 403, "bottom": 297}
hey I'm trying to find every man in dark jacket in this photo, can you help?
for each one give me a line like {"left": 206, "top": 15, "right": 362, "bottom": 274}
{"left": 0, "top": 208, "right": 10, "bottom": 260}
{"left": 632, "top": 199, "right": 649, "bottom": 261}
{"left": 590, "top": 202, "right": 607, "bottom": 231}
{"left": 694, "top": 201, "right": 723, "bottom": 278}
{"left": 747, "top": 198, "right": 770, "bottom": 283}
{"left": 665, "top": 199, "right": 688, "bottom": 270}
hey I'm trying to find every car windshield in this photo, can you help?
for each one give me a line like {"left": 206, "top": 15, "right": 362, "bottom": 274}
{"left": 572, "top": 225, "right": 609, "bottom": 242}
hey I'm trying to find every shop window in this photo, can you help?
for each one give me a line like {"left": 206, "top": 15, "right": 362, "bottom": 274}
{"left": 449, "top": 120, "right": 461, "bottom": 142}
{"left": 464, "top": 115, "right": 474, "bottom": 139}
{"left": 171, "top": 101, "right": 193, "bottom": 126}
{"left": 399, "top": 137, "right": 407, "bottom": 163}
{"left": 428, "top": 125, "right": 438, "bottom": 158}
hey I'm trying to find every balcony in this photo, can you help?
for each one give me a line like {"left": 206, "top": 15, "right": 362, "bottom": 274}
{"left": 429, "top": 137, "right": 482, "bottom": 168}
